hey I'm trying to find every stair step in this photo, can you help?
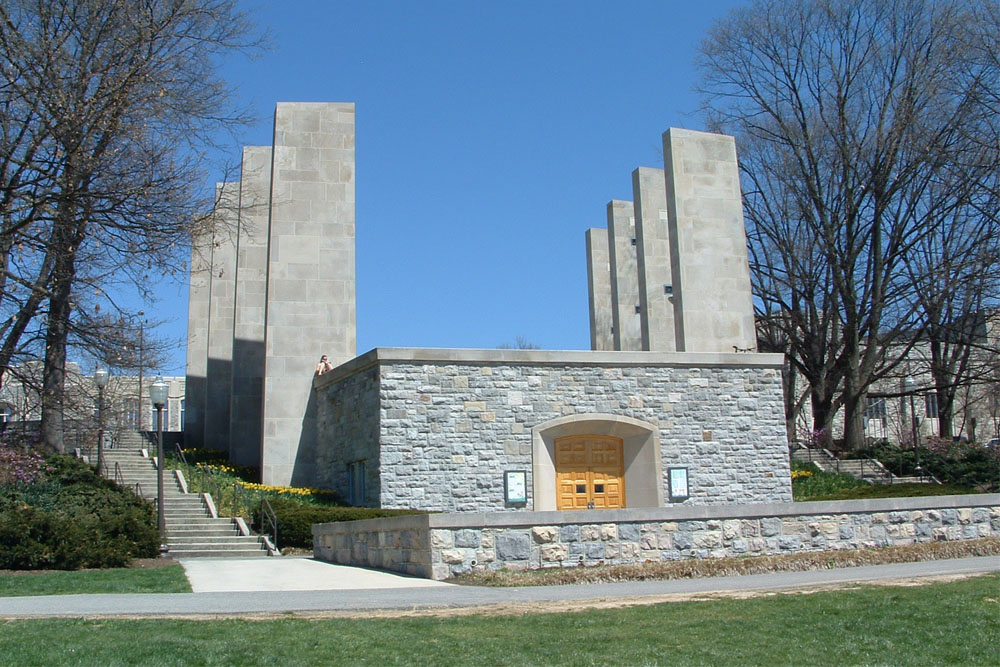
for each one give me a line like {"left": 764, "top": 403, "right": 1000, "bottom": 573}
{"left": 95, "top": 432, "right": 275, "bottom": 559}
{"left": 169, "top": 529, "right": 241, "bottom": 538}
{"left": 167, "top": 533, "right": 260, "bottom": 549}
{"left": 167, "top": 549, "right": 269, "bottom": 559}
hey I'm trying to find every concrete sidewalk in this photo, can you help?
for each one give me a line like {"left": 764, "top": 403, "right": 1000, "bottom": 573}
{"left": 180, "top": 557, "right": 451, "bottom": 592}
{"left": 0, "top": 556, "right": 996, "bottom": 618}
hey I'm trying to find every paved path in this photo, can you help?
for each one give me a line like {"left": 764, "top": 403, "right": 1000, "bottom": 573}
{"left": 0, "top": 556, "right": 996, "bottom": 618}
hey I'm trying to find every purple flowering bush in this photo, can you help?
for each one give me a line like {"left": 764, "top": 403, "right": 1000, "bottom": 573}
{"left": 0, "top": 446, "right": 50, "bottom": 485}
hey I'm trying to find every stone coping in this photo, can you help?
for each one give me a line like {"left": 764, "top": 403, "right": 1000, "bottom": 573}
{"left": 314, "top": 347, "right": 785, "bottom": 389}
{"left": 312, "top": 494, "right": 1000, "bottom": 535}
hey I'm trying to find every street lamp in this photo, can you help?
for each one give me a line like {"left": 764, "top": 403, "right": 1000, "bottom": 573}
{"left": 149, "top": 376, "right": 169, "bottom": 553}
{"left": 904, "top": 376, "right": 923, "bottom": 480}
{"left": 93, "top": 368, "right": 109, "bottom": 473}
{"left": 137, "top": 313, "right": 144, "bottom": 429}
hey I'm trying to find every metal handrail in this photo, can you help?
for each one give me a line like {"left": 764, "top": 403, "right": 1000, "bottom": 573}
{"left": 232, "top": 482, "right": 254, "bottom": 527}
{"left": 171, "top": 442, "right": 189, "bottom": 467}
{"left": 113, "top": 461, "right": 126, "bottom": 487}
{"left": 260, "top": 497, "right": 278, "bottom": 549}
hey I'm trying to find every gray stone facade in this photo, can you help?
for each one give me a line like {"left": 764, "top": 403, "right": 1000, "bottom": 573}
{"left": 587, "top": 129, "right": 756, "bottom": 355}
{"left": 183, "top": 206, "right": 214, "bottom": 449}
{"left": 633, "top": 167, "right": 674, "bottom": 352}
{"left": 663, "top": 128, "right": 756, "bottom": 353}
{"left": 204, "top": 182, "right": 239, "bottom": 453}
{"left": 607, "top": 200, "right": 641, "bottom": 351}
{"left": 262, "top": 102, "right": 356, "bottom": 487}
{"left": 585, "top": 228, "right": 614, "bottom": 351}
{"left": 186, "top": 102, "right": 355, "bottom": 484}
{"left": 315, "top": 348, "right": 791, "bottom": 512}
{"left": 313, "top": 494, "right": 1000, "bottom": 580}
{"left": 229, "top": 146, "right": 272, "bottom": 467}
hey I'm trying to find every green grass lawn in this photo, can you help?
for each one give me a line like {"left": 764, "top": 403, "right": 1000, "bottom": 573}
{"left": 0, "top": 574, "right": 997, "bottom": 665}
{"left": 0, "top": 565, "right": 190, "bottom": 597}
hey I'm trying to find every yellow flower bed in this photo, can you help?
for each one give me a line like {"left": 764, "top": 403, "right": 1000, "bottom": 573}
{"left": 791, "top": 469, "right": 814, "bottom": 480}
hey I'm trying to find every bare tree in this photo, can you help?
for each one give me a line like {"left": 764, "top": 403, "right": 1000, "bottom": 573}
{"left": 0, "top": 0, "right": 261, "bottom": 450}
{"left": 698, "top": 0, "right": 1000, "bottom": 449}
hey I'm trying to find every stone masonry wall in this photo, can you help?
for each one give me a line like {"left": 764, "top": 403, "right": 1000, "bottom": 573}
{"left": 314, "top": 349, "right": 791, "bottom": 512}
{"left": 312, "top": 494, "right": 1000, "bottom": 580}
{"left": 314, "top": 362, "right": 380, "bottom": 506}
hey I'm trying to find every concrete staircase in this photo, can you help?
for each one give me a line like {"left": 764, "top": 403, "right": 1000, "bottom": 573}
{"left": 791, "top": 446, "right": 934, "bottom": 484}
{"left": 101, "top": 433, "right": 272, "bottom": 558}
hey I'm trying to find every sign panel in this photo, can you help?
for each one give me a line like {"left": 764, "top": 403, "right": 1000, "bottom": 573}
{"left": 504, "top": 470, "right": 527, "bottom": 504}
{"left": 668, "top": 467, "right": 689, "bottom": 501}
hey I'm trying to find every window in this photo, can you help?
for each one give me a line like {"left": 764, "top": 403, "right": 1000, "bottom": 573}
{"left": 348, "top": 460, "right": 366, "bottom": 506}
{"left": 124, "top": 399, "right": 140, "bottom": 429}
{"left": 0, "top": 404, "right": 13, "bottom": 423}
{"left": 634, "top": 305, "right": 641, "bottom": 314}
{"left": 925, "top": 392, "right": 939, "bottom": 419}
{"left": 865, "top": 396, "right": 886, "bottom": 420}
{"left": 664, "top": 285, "right": 673, "bottom": 295}
{"left": 150, "top": 402, "right": 169, "bottom": 430}
{"left": 179, "top": 399, "right": 185, "bottom": 431}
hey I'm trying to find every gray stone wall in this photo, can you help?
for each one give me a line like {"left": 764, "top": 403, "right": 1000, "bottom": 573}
{"left": 313, "top": 494, "right": 1000, "bottom": 580}
{"left": 314, "top": 363, "right": 380, "bottom": 506}
{"left": 314, "top": 349, "right": 791, "bottom": 512}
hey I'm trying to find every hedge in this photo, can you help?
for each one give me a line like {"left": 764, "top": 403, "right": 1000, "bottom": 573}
{"left": 0, "top": 453, "right": 159, "bottom": 569}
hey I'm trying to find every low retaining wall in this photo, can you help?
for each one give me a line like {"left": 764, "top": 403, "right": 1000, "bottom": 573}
{"left": 312, "top": 494, "right": 1000, "bottom": 580}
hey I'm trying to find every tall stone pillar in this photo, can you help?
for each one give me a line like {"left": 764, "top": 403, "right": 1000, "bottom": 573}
{"left": 633, "top": 167, "right": 675, "bottom": 352}
{"left": 262, "top": 102, "right": 356, "bottom": 486}
{"left": 607, "top": 200, "right": 641, "bottom": 351}
{"left": 183, "top": 211, "right": 215, "bottom": 449}
{"left": 229, "top": 146, "right": 272, "bottom": 467}
{"left": 203, "top": 182, "right": 240, "bottom": 453}
{"left": 585, "top": 228, "right": 614, "bottom": 351}
{"left": 662, "top": 128, "right": 756, "bottom": 353}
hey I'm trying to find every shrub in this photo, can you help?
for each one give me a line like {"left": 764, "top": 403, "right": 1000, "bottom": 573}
{"left": 0, "top": 453, "right": 158, "bottom": 569}
{"left": 857, "top": 440, "right": 1000, "bottom": 489}
{"left": 253, "top": 497, "right": 425, "bottom": 549}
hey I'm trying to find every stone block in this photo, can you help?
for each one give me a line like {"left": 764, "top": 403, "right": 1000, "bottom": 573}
{"left": 495, "top": 533, "right": 531, "bottom": 560}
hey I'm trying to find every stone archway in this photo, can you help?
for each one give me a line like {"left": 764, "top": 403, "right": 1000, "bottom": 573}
{"left": 532, "top": 413, "right": 663, "bottom": 511}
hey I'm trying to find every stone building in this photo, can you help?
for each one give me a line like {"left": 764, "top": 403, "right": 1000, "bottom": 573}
{"left": 187, "top": 107, "right": 791, "bottom": 511}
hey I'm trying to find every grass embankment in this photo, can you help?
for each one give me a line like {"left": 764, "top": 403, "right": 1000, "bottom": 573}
{"left": 0, "top": 564, "right": 190, "bottom": 597}
{"left": 0, "top": 574, "right": 997, "bottom": 665}
{"left": 791, "top": 461, "right": 984, "bottom": 501}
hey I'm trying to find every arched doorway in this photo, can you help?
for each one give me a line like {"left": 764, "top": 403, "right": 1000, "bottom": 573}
{"left": 532, "top": 413, "right": 663, "bottom": 511}
{"left": 555, "top": 434, "right": 625, "bottom": 510}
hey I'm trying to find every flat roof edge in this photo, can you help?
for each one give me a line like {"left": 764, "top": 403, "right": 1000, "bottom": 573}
{"left": 314, "top": 347, "right": 784, "bottom": 388}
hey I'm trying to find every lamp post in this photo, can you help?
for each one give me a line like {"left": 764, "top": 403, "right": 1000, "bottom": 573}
{"left": 137, "top": 312, "right": 144, "bottom": 429}
{"left": 93, "top": 368, "right": 109, "bottom": 474}
{"left": 150, "top": 376, "right": 168, "bottom": 553}
{"left": 904, "top": 376, "right": 922, "bottom": 480}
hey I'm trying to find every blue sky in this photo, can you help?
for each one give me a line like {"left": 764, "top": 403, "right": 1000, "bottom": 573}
{"left": 151, "top": 0, "right": 747, "bottom": 374}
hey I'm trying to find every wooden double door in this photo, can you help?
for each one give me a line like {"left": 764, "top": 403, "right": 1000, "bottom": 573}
{"left": 555, "top": 434, "right": 625, "bottom": 510}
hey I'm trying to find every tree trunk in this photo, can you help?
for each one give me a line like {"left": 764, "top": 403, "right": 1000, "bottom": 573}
{"left": 40, "top": 197, "right": 86, "bottom": 453}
